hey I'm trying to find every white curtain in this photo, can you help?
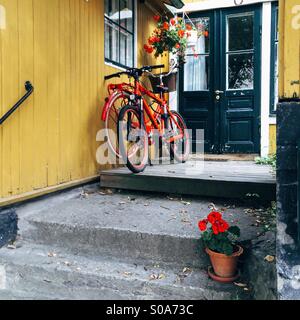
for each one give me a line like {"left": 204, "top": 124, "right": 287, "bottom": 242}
{"left": 184, "top": 35, "right": 208, "bottom": 92}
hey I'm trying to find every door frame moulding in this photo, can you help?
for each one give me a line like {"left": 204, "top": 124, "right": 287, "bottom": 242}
{"left": 177, "top": 0, "right": 277, "bottom": 13}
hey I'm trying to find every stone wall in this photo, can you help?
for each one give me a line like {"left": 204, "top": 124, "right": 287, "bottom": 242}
{"left": 0, "top": 208, "right": 18, "bottom": 248}
{"left": 277, "top": 102, "right": 300, "bottom": 299}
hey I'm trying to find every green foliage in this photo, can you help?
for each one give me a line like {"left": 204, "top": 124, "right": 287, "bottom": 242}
{"left": 255, "top": 154, "right": 276, "bottom": 170}
{"left": 201, "top": 227, "right": 241, "bottom": 256}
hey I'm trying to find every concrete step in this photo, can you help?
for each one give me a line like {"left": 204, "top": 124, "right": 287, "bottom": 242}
{"left": 21, "top": 191, "right": 259, "bottom": 267}
{"left": 0, "top": 242, "right": 247, "bottom": 300}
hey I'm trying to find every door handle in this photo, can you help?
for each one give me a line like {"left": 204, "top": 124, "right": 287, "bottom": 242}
{"left": 215, "top": 90, "right": 224, "bottom": 94}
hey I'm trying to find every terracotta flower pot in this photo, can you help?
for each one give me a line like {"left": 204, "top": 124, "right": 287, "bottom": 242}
{"left": 205, "top": 245, "right": 243, "bottom": 278}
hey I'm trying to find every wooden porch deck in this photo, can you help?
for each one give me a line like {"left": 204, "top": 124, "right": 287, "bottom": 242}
{"left": 100, "top": 160, "right": 276, "bottom": 201}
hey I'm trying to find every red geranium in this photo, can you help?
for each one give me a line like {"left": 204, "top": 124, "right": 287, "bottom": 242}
{"left": 148, "top": 36, "right": 160, "bottom": 45}
{"left": 144, "top": 44, "right": 154, "bottom": 54}
{"left": 198, "top": 210, "right": 241, "bottom": 256}
{"left": 178, "top": 29, "right": 185, "bottom": 38}
{"left": 153, "top": 15, "right": 161, "bottom": 22}
{"left": 207, "top": 211, "right": 222, "bottom": 224}
{"left": 163, "top": 22, "right": 169, "bottom": 31}
{"left": 170, "top": 18, "right": 176, "bottom": 26}
{"left": 186, "top": 24, "right": 192, "bottom": 31}
{"left": 198, "top": 220, "right": 207, "bottom": 231}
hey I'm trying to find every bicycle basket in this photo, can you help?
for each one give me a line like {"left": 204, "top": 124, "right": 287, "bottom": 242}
{"left": 149, "top": 72, "right": 177, "bottom": 94}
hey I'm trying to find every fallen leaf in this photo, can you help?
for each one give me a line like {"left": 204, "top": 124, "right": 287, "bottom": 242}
{"left": 264, "top": 255, "right": 275, "bottom": 263}
{"left": 183, "top": 267, "right": 192, "bottom": 274}
{"left": 158, "top": 274, "right": 166, "bottom": 280}
{"left": 160, "top": 206, "right": 171, "bottom": 211}
{"left": 48, "top": 252, "right": 57, "bottom": 258}
{"left": 149, "top": 274, "right": 159, "bottom": 281}
{"left": 181, "top": 201, "right": 191, "bottom": 206}
{"left": 181, "top": 218, "right": 191, "bottom": 224}
{"left": 43, "top": 279, "right": 52, "bottom": 283}
{"left": 234, "top": 282, "right": 247, "bottom": 288}
{"left": 99, "top": 188, "right": 113, "bottom": 195}
{"left": 80, "top": 192, "right": 89, "bottom": 199}
{"left": 122, "top": 272, "right": 133, "bottom": 277}
{"left": 179, "top": 209, "right": 188, "bottom": 214}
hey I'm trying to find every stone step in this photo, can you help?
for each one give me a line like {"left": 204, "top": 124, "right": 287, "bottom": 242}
{"left": 20, "top": 191, "right": 258, "bottom": 267}
{"left": 0, "top": 242, "right": 247, "bottom": 300}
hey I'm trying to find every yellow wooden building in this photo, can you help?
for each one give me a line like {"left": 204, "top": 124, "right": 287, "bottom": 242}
{"left": 0, "top": 0, "right": 173, "bottom": 205}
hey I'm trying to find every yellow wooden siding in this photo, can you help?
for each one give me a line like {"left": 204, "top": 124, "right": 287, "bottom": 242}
{"left": 279, "top": 0, "right": 300, "bottom": 99}
{"left": 269, "top": 124, "right": 276, "bottom": 155}
{"left": 0, "top": 0, "right": 167, "bottom": 201}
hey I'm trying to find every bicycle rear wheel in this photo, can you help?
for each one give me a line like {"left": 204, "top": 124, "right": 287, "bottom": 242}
{"left": 118, "top": 105, "right": 149, "bottom": 173}
{"left": 166, "top": 111, "right": 190, "bottom": 163}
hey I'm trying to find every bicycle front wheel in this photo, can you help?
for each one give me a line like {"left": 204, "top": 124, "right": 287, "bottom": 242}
{"left": 104, "top": 91, "right": 130, "bottom": 159}
{"left": 118, "top": 105, "right": 149, "bottom": 174}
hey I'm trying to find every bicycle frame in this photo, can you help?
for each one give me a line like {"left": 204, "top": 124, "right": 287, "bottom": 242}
{"left": 103, "top": 80, "right": 184, "bottom": 144}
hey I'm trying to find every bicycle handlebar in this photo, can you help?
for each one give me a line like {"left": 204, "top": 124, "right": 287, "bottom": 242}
{"left": 104, "top": 64, "right": 165, "bottom": 81}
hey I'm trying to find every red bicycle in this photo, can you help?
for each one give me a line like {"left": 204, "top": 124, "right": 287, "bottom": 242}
{"left": 103, "top": 63, "right": 190, "bottom": 173}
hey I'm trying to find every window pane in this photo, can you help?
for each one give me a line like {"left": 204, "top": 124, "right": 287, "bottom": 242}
{"left": 120, "top": 0, "right": 134, "bottom": 32}
{"left": 228, "top": 14, "right": 253, "bottom": 51}
{"left": 184, "top": 55, "right": 209, "bottom": 91}
{"left": 120, "top": 29, "right": 133, "bottom": 67}
{"left": 228, "top": 53, "right": 254, "bottom": 89}
{"left": 105, "top": 18, "right": 119, "bottom": 63}
{"left": 186, "top": 17, "right": 210, "bottom": 54}
{"left": 105, "top": 0, "right": 119, "bottom": 23}
{"left": 127, "top": 33, "right": 134, "bottom": 67}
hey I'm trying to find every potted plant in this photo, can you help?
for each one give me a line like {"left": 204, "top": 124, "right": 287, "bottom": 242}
{"left": 198, "top": 211, "right": 243, "bottom": 282}
{"left": 144, "top": 15, "right": 199, "bottom": 64}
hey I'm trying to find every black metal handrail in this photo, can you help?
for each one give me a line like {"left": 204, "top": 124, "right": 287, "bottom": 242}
{"left": 0, "top": 81, "right": 34, "bottom": 126}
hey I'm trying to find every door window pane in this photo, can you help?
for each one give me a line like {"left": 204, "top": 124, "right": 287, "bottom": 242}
{"left": 184, "top": 17, "right": 210, "bottom": 91}
{"left": 228, "top": 14, "right": 254, "bottom": 51}
{"left": 184, "top": 55, "right": 209, "bottom": 91}
{"left": 228, "top": 53, "right": 254, "bottom": 89}
{"left": 226, "top": 12, "right": 254, "bottom": 90}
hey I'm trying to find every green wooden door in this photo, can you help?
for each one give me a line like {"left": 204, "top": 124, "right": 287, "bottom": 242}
{"left": 180, "top": 5, "right": 261, "bottom": 153}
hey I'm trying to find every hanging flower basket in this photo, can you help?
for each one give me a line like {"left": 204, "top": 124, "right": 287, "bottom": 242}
{"left": 144, "top": 15, "right": 200, "bottom": 64}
